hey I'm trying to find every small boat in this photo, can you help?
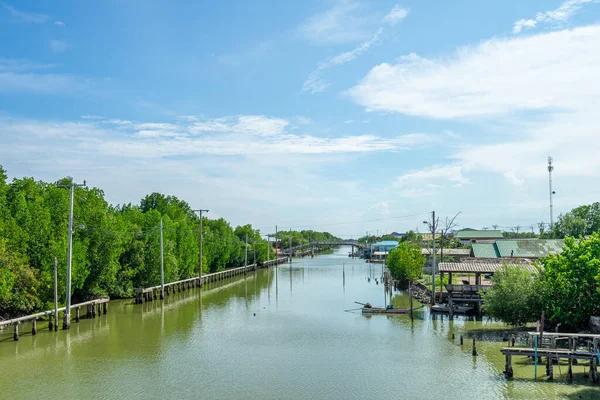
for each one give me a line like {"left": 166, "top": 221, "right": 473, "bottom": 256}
{"left": 430, "top": 305, "right": 474, "bottom": 314}
{"left": 358, "top": 302, "right": 425, "bottom": 314}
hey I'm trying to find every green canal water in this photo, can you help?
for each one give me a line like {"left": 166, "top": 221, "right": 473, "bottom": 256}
{"left": 1, "top": 248, "right": 598, "bottom": 399}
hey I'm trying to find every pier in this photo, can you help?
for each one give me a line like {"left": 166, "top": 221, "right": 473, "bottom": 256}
{"left": 134, "top": 257, "right": 287, "bottom": 304}
{"left": 0, "top": 298, "right": 109, "bottom": 341}
{"left": 501, "top": 331, "right": 600, "bottom": 382}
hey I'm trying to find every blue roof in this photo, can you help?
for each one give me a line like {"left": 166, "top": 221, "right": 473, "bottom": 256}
{"left": 373, "top": 240, "right": 399, "bottom": 246}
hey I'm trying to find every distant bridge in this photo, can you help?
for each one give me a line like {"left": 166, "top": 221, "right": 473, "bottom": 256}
{"left": 279, "top": 240, "right": 366, "bottom": 256}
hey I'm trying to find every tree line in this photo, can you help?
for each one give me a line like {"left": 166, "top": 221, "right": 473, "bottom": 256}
{"left": 0, "top": 166, "right": 338, "bottom": 319}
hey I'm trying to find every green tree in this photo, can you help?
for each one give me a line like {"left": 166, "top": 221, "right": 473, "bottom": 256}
{"left": 539, "top": 233, "right": 600, "bottom": 330}
{"left": 482, "top": 265, "right": 541, "bottom": 326}
{"left": 386, "top": 242, "right": 425, "bottom": 283}
{"left": 552, "top": 202, "right": 600, "bottom": 238}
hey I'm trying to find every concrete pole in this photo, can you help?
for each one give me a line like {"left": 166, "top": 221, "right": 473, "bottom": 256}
{"left": 56, "top": 178, "right": 86, "bottom": 330}
{"left": 53, "top": 256, "right": 58, "bottom": 331}
{"left": 253, "top": 235, "right": 256, "bottom": 265}
{"left": 266, "top": 235, "right": 270, "bottom": 263}
{"left": 275, "top": 225, "right": 278, "bottom": 264}
{"left": 432, "top": 210, "right": 436, "bottom": 305}
{"left": 245, "top": 233, "right": 248, "bottom": 266}
{"left": 289, "top": 228, "right": 292, "bottom": 263}
{"left": 160, "top": 219, "right": 164, "bottom": 299}
{"left": 64, "top": 184, "right": 74, "bottom": 330}
{"left": 194, "top": 209, "right": 209, "bottom": 286}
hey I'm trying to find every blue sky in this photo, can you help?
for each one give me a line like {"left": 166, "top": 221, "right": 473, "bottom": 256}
{"left": 1, "top": 0, "right": 600, "bottom": 237}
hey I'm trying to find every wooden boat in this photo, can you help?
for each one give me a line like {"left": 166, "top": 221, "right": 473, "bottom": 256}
{"left": 361, "top": 304, "right": 425, "bottom": 314}
{"left": 430, "top": 305, "right": 474, "bottom": 314}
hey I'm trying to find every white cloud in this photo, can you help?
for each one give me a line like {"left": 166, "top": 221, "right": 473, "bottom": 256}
{"left": 303, "top": 28, "right": 382, "bottom": 93}
{"left": 298, "top": 0, "right": 371, "bottom": 45}
{"left": 383, "top": 5, "right": 408, "bottom": 25}
{"left": 348, "top": 25, "right": 600, "bottom": 119}
{"left": 191, "top": 115, "right": 289, "bottom": 137}
{"left": 50, "top": 40, "right": 68, "bottom": 54}
{"left": 0, "top": 59, "right": 83, "bottom": 93}
{"left": 1, "top": 2, "right": 48, "bottom": 23}
{"left": 396, "top": 165, "right": 470, "bottom": 187}
{"left": 513, "top": 0, "right": 593, "bottom": 33}
{"left": 54, "top": 21, "right": 65, "bottom": 27}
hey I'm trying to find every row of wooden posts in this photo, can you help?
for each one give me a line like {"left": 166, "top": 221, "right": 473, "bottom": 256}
{"left": 501, "top": 332, "right": 600, "bottom": 383}
{"left": 0, "top": 298, "right": 109, "bottom": 341}
{"left": 134, "top": 258, "right": 287, "bottom": 304}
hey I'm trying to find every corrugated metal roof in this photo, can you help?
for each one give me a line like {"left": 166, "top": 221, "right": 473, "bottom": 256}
{"left": 471, "top": 239, "right": 564, "bottom": 259}
{"left": 421, "top": 248, "right": 471, "bottom": 255}
{"left": 455, "top": 230, "right": 504, "bottom": 239}
{"left": 438, "top": 262, "right": 540, "bottom": 274}
{"left": 471, "top": 243, "right": 500, "bottom": 258}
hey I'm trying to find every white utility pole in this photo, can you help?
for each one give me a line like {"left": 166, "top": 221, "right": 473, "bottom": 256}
{"left": 53, "top": 257, "right": 58, "bottom": 331}
{"left": 548, "top": 156, "right": 555, "bottom": 229}
{"left": 57, "top": 178, "right": 86, "bottom": 330}
{"left": 193, "top": 209, "right": 209, "bottom": 286}
{"left": 160, "top": 219, "right": 164, "bottom": 299}
{"left": 275, "top": 225, "right": 278, "bottom": 264}
{"left": 245, "top": 233, "right": 248, "bottom": 266}
{"left": 289, "top": 229, "right": 292, "bottom": 263}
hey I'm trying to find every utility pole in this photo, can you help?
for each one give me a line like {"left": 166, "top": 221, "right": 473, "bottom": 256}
{"left": 253, "top": 235, "right": 256, "bottom": 265}
{"left": 53, "top": 257, "right": 58, "bottom": 331}
{"left": 57, "top": 178, "right": 86, "bottom": 330}
{"left": 548, "top": 156, "right": 555, "bottom": 229}
{"left": 275, "top": 225, "right": 278, "bottom": 264}
{"left": 266, "top": 234, "right": 270, "bottom": 263}
{"left": 289, "top": 228, "right": 292, "bottom": 263}
{"left": 160, "top": 219, "right": 164, "bottom": 299}
{"left": 193, "top": 209, "right": 209, "bottom": 286}
{"left": 423, "top": 211, "right": 437, "bottom": 305}
{"left": 245, "top": 233, "right": 248, "bottom": 266}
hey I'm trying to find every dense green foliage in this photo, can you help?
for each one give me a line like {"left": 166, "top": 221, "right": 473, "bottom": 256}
{"left": 0, "top": 167, "right": 337, "bottom": 319}
{"left": 482, "top": 265, "right": 542, "bottom": 326}
{"left": 483, "top": 233, "right": 600, "bottom": 330}
{"left": 539, "top": 233, "right": 600, "bottom": 330}
{"left": 551, "top": 202, "right": 600, "bottom": 238}
{"left": 386, "top": 242, "right": 425, "bottom": 283}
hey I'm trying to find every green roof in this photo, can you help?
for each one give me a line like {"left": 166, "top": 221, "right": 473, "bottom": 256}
{"left": 471, "top": 243, "right": 500, "bottom": 258}
{"left": 472, "top": 239, "right": 564, "bottom": 259}
{"left": 455, "top": 230, "right": 504, "bottom": 239}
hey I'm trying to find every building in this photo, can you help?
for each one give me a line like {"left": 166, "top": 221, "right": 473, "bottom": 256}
{"left": 369, "top": 240, "right": 399, "bottom": 259}
{"left": 470, "top": 239, "right": 564, "bottom": 259}
{"left": 389, "top": 232, "right": 404, "bottom": 239}
{"left": 454, "top": 229, "right": 504, "bottom": 244}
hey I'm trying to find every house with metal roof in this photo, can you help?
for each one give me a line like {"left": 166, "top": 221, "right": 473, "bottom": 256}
{"left": 455, "top": 229, "right": 504, "bottom": 244}
{"left": 368, "top": 240, "right": 399, "bottom": 259}
{"left": 470, "top": 239, "right": 564, "bottom": 259}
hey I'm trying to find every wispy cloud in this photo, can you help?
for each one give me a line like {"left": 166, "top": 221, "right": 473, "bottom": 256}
{"left": 513, "top": 0, "right": 593, "bottom": 33}
{"left": 50, "top": 40, "right": 68, "bottom": 54}
{"left": 54, "top": 21, "right": 65, "bottom": 27}
{"left": 302, "top": 4, "right": 408, "bottom": 93}
{"left": 383, "top": 5, "right": 409, "bottom": 25}
{"left": 298, "top": 0, "right": 371, "bottom": 45}
{"left": 303, "top": 28, "right": 383, "bottom": 93}
{"left": 0, "top": 58, "right": 83, "bottom": 93}
{"left": 1, "top": 2, "right": 48, "bottom": 23}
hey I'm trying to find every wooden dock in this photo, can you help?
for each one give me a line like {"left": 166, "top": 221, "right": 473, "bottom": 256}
{"left": 134, "top": 257, "right": 287, "bottom": 304}
{"left": 0, "top": 298, "right": 109, "bottom": 341}
{"left": 500, "top": 331, "right": 600, "bottom": 383}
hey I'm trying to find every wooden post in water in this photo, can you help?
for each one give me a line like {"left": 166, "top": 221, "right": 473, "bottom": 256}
{"left": 472, "top": 337, "right": 477, "bottom": 356}
{"left": 13, "top": 322, "right": 19, "bottom": 341}
{"left": 504, "top": 354, "right": 513, "bottom": 378}
{"left": 104, "top": 302, "right": 107, "bottom": 314}
{"left": 76, "top": 307, "right": 80, "bottom": 322}
{"left": 460, "top": 335, "right": 464, "bottom": 345}
{"left": 409, "top": 281, "right": 414, "bottom": 321}
{"left": 48, "top": 313, "right": 53, "bottom": 331}
{"left": 32, "top": 318, "right": 37, "bottom": 335}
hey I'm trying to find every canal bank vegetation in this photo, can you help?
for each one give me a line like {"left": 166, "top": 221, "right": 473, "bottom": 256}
{"left": 483, "top": 232, "right": 600, "bottom": 331}
{"left": 0, "top": 166, "right": 338, "bottom": 319}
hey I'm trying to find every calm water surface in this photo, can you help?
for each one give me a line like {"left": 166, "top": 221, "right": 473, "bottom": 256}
{"left": 1, "top": 248, "right": 598, "bottom": 399}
